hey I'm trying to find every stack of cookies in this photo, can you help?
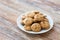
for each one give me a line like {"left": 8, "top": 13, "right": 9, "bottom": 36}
{"left": 21, "top": 11, "right": 50, "bottom": 32}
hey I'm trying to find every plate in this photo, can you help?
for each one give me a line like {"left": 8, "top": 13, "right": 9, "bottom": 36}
{"left": 17, "top": 11, "right": 54, "bottom": 34}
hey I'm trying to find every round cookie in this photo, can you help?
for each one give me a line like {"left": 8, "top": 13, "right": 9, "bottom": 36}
{"left": 23, "top": 18, "right": 33, "bottom": 25}
{"left": 26, "top": 12, "right": 35, "bottom": 18}
{"left": 40, "top": 21, "right": 50, "bottom": 29}
{"left": 34, "top": 14, "right": 45, "bottom": 21}
{"left": 24, "top": 25, "right": 31, "bottom": 31}
{"left": 31, "top": 23, "right": 41, "bottom": 32}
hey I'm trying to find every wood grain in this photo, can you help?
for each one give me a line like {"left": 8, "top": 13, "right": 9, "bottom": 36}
{"left": 0, "top": 0, "right": 60, "bottom": 40}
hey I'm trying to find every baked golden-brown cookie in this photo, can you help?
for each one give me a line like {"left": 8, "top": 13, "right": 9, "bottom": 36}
{"left": 24, "top": 25, "right": 31, "bottom": 31}
{"left": 40, "top": 21, "right": 50, "bottom": 29}
{"left": 26, "top": 12, "right": 35, "bottom": 18}
{"left": 34, "top": 14, "right": 45, "bottom": 21}
{"left": 23, "top": 18, "right": 33, "bottom": 25}
{"left": 31, "top": 23, "right": 41, "bottom": 32}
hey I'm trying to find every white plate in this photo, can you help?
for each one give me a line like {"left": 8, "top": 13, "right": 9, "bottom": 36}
{"left": 17, "top": 11, "right": 54, "bottom": 34}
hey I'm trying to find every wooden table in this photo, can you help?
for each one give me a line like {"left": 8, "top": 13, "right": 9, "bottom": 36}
{"left": 0, "top": 0, "right": 60, "bottom": 40}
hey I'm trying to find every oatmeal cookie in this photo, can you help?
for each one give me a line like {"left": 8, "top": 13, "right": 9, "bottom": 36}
{"left": 31, "top": 23, "right": 41, "bottom": 32}
{"left": 24, "top": 25, "right": 31, "bottom": 31}
{"left": 23, "top": 18, "right": 33, "bottom": 25}
{"left": 40, "top": 21, "right": 50, "bottom": 29}
{"left": 34, "top": 14, "right": 45, "bottom": 21}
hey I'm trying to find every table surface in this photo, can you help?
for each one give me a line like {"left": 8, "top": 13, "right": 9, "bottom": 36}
{"left": 0, "top": 0, "right": 60, "bottom": 40}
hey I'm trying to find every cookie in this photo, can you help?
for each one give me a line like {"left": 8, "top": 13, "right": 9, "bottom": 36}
{"left": 23, "top": 18, "right": 33, "bottom": 25}
{"left": 31, "top": 23, "right": 41, "bottom": 32}
{"left": 34, "top": 14, "right": 44, "bottom": 21}
{"left": 26, "top": 12, "right": 35, "bottom": 18}
{"left": 24, "top": 25, "right": 31, "bottom": 31}
{"left": 40, "top": 21, "right": 50, "bottom": 29}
